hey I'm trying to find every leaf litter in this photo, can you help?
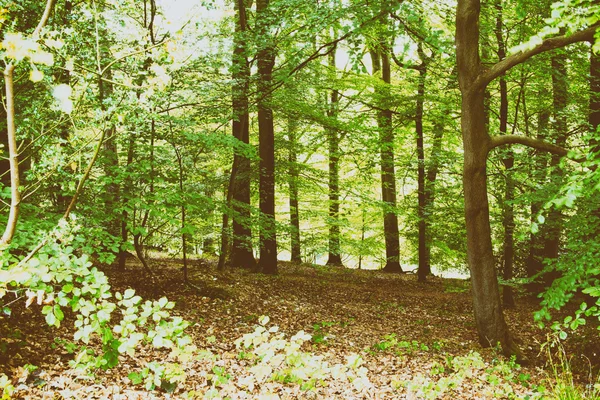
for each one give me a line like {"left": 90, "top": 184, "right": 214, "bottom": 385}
{"left": 1, "top": 257, "right": 598, "bottom": 399}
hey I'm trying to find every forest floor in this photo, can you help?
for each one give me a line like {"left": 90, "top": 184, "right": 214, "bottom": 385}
{"left": 1, "top": 257, "right": 599, "bottom": 399}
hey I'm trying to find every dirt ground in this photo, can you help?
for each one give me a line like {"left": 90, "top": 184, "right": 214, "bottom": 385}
{"left": 1, "top": 257, "right": 598, "bottom": 399}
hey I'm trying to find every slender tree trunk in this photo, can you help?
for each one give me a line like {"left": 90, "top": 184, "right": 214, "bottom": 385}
{"left": 416, "top": 60, "right": 428, "bottom": 280}
{"left": 590, "top": 46, "right": 600, "bottom": 149}
{"left": 230, "top": 0, "right": 256, "bottom": 269}
{"left": 218, "top": 167, "right": 235, "bottom": 270}
{"left": 542, "top": 52, "right": 568, "bottom": 264}
{"left": 99, "top": 69, "right": 120, "bottom": 240}
{"left": 288, "top": 116, "right": 302, "bottom": 263}
{"left": 133, "top": 119, "right": 155, "bottom": 274}
{"left": 257, "top": 0, "right": 277, "bottom": 274}
{"left": 202, "top": 186, "right": 217, "bottom": 256}
{"left": 526, "top": 111, "right": 550, "bottom": 290}
{"left": 119, "top": 135, "right": 135, "bottom": 270}
{"left": 326, "top": 44, "right": 344, "bottom": 267}
{"left": 495, "top": 0, "right": 515, "bottom": 308}
{"left": 422, "top": 119, "right": 445, "bottom": 272}
{"left": 371, "top": 42, "right": 402, "bottom": 273}
{"left": 173, "top": 147, "right": 188, "bottom": 281}
{"left": 0, "top": 64, "right": 19, "bottom": 246}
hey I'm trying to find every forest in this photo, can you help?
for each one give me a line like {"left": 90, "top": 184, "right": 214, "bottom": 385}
{"left": 0, "top": 0, "right": 599, "bottom": 398}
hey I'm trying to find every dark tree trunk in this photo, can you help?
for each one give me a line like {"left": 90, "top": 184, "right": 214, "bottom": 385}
{"left": 495, "top": 0, "right": 515, "bottom": 308}
{"left": 202, "top": 186, "right": 217, "bottom": 256}
{"left": 456, "top": 0, "right": 517, "bottom": 356}
{"left": 542, "top": 53, "right": 568, "bottom": 263}
{"left": 416, "top": 56, "right": 428, "bottom": 281}
{"left": 590, "top": 46, "right": 600, "bottom": 150}
{"left": 119, "top": 135, "right": 135, "bottom": 270}
{"left": 288, "top": 117, "right": 302, "bottom": 263}
{"left": 230, "top": 0, "right": 256, "bottom": 269}
{"left": 218, "top": 167, "right": 235, "bottom": 270}
{"left": 371, "top": 42, "right": 402, "bottom": 273}
{"left": 326, "top": 45, "right": 344, "bottom": 267}
{"left": 256, "top": 0, "right": 277, "bottom": 274}
{"left": 99, "top": 74, "right": 120, "bottom": 239}
{"left": 422, "top": 119, "right": 445, "bottom": 273}
{"left": 526, "top": 111, "right": 550, "bottom": 290}
{"left": 456, "top": 0, "right": 595, "bottom": 358}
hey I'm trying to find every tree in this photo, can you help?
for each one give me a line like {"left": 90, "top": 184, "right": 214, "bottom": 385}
{"left": 0, "top": 0, "right": 55, "bottom": 245}
{"left": 256, "top": 0, "right": 278, "bottom": 274}
{"left": 230, "top": 0, "right": 257, "bottom": 270}
{"left": 455, "top": 0, "right": 596, "bottom": 356}
{"left": 325, "top": 42, "right": 344, "bottom": 267}
{"left": 370, "top": 35, "right": 402, "bottom": 273}
{"left": 287, "top": 115, "right": 302, "bottom": 263}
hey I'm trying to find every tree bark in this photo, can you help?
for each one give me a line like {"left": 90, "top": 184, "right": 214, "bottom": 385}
{"left": 495, "top": 0, "right": 515, "bottom": 308}
{"left": 456, "top": 0, "right": 518, "bottom": 357}
{"left": 456, "top": 0, "right": 594, "bottom": 357}
{"left": 256, "top": 0, "right": 277, "bottom": 274}
{"left": 371, "top": 42, "right": 402, "bottom": 273}
{"left": 416, "top": 50, "right": 428, "bottom": 280}
{"left": 230, "top": 0, "right": 256, "bottom": 270}
{"left": 218, "top": 167, "right": 235, "bottom": 270}
{"left": 526, "top": 111, "right": 549, "bottom": 291}
{"left": 324, "top": 43, "right": 344, "bottom": 267}
{"left": 99, "top": 68, "right": 120, "bottom": 240}
{"left": 288, "top": 116, "right": 302, "bottom": 263}
{"left": 423, "top": 119, "right": 445, "bottom": 274}
{"left": 590, "top": 46, "right": 600, "bottom": 150}
{"left": 0, "top": 64, "right": 20, "bottom": 246}
{"left": 541, "top": 52, "right": 568, "bottom": 264}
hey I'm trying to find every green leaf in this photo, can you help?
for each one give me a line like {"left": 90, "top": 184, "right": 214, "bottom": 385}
{"left": 45, "top": 312, "right": 57, "bottom": 327}
{"left": 558, "top": 330, "right": 567, "bottom": 340}
{"left": 531, "top": 222, "right": 539, "bottom": 234}
{"left": 53, "top": 305, "right": 64, "bottom": 321}
{"left": 128, "top": 372, "right": 143, "bottom": 385}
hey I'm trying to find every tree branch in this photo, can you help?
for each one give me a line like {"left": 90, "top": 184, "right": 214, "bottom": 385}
{"left": 477, "top": 24, "right": 598, "bottom": 90}
{"left": 32, "top": 0, "right": 55, "bottom": 37}
{"left": 489, "top": 135, "right": 569, "bottom": 156}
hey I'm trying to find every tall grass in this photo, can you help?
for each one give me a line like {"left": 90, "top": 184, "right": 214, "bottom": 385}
{"left": 543, "top": 337, "right": 600, "bottom": 400}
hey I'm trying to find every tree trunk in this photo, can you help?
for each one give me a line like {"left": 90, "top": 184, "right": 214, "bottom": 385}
{"left": 542, "top": 52, "right": 568, "bottom": 264}
{"left": 0, "top": 64, "right": 20, "bottom": 245}
{"left": 526, "top": 111, "right": 550, "bottom": 291}
{"left": 202, "top": 186, "right": 217, "bottom": 256}
{"left": 456, "top": 0, "right": 595, "bottom": 358}
{"left": 495, "top": 0, "right": 515, "bottom": 308}
{"left": 590, "top": 46, "right": 600, "bottom": 150}
{"left": 256, "top": 0, "right": 277, "bottom": 274}
{"left": 218, "top": 166, "right": 235, "bottom": 270}
{"left": 99, "top": 70, "right": 120, "bottom": 240}
{"left": 230, "top": 0, "right": 256, "bottom": 270}
{"left": 119, "top": 135, "right": 135, "bottom": 270}
{"left": 423, "top": 119, "right": 445, "bottom": 273}
{"left": 326, "top": 45, "right": 344, "bottom": 267}
{"left": 416, "top": 60, "right": 428, "bottom": 280}
{"left": 371, "top": 42, "right": 402, "bottom": 273}
{"left": 288, "top": 116, "right": 302, "bottom": 263}
{"left": 456, "top": 0, "right": 517, "bottom": 356}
